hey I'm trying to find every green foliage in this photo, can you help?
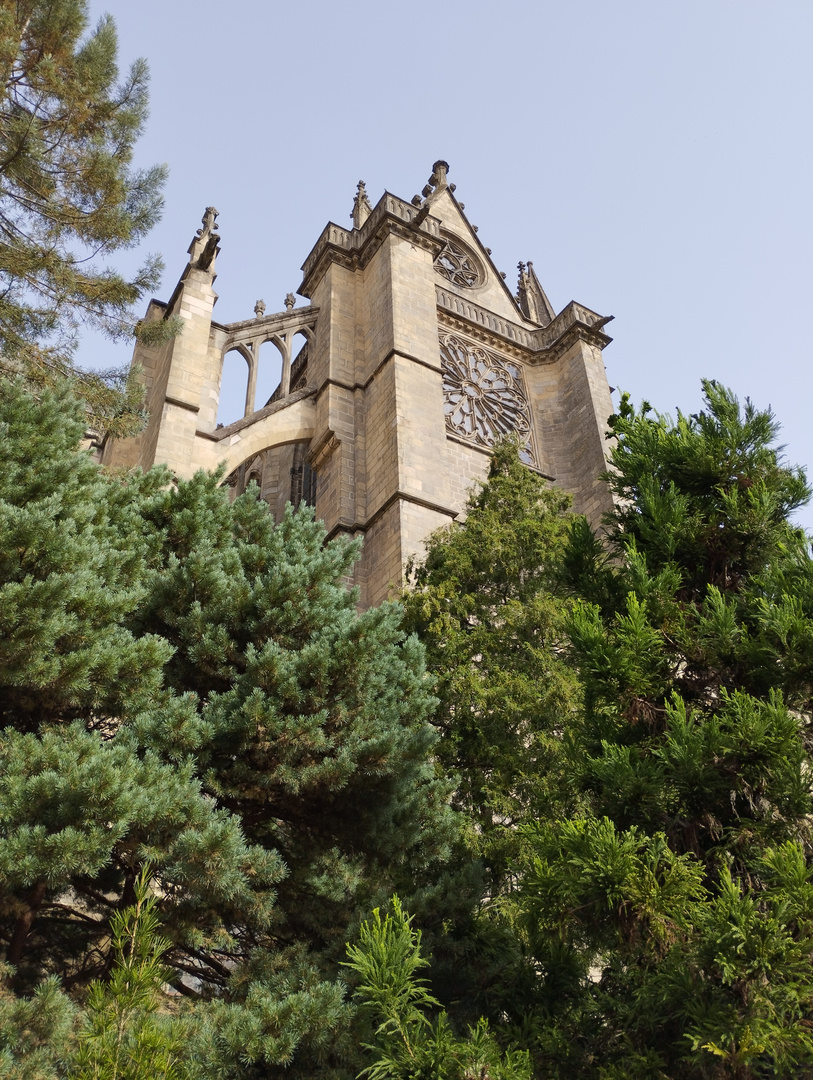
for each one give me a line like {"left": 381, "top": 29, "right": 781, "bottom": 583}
{"left": 0, "top": 0, "right": 172, "bottom": 436}
{"left": 132, "top": 470, "right": 457, "bottom": 979}
{"left": 517, "top": 382, "right": 813, "bottom": 1078}
{"left": 12, "top": 366, "right": 813, "bottom": 1078}
{"left": 0, "top": 963, "right": 75, "bottom": 1079}
{"left": 73, "top": 868, "right": 187, "bottom": 1080}
{"left": 345, "top": 897, "right": 530, "bottom": 1080}
{"left": 0, "top": 378, "right": 169, "bottom": 731}
{"left": 0, "top": 380, "right": 457, "bottom": 1078}
{"left": 403, "top": 384, "right": 813, "bottom": 1078}
{"left": 401, "top": 440, "right": 579, "bottom": 1038}
{"left": 403, "top": 439, "right": 577, "bottom": 878}
{"left": 605, "top": 380, "right": 810, "bottom": 595}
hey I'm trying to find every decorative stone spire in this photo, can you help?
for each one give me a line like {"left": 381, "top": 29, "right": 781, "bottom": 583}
{"left": 413, "top": 160, "right": 451, "bottom": 206}
{"left": 430, "top": 159, "right": 449, "bottom": 189}
{"left": 199, "top": 206, "right": 219, "bottom": 236}
{"left": 254, "top": 299, "right": 266, "bottom": 319}
{"left": 517, "top": 260, "right": 555, "bottom": 325}
{"left": 188, "top": 205, "right": 220, "bottom": 271}
{"left": 351, "top": 181, "right": 373, "bottom": 229}
{"left": 284, "top": 292, "right": 296, "bottom": 311}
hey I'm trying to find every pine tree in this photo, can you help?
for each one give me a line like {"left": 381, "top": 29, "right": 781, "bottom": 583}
{"left": 73, "top": 868, "right": 187, "bottom": 1080}
{"left": 0, "top": 962, "right": 75, "bottom": 1079}
{"left": 0, "top": 379, "right": 281, "bottom": 1013}
{"left": 127, "top": 472, "right": 459, "bottom": 1076}
{"left": 0, "top": 1, "right": 169, "bottom": 436}
{"left": 0, "top": 380, "right": 459, "bottom": 1078}
{"left": 0, "top": 378, "right": 169, "bottom": 733}
{"left": 520, "top": 382, "right": 813, "bottom": 1078}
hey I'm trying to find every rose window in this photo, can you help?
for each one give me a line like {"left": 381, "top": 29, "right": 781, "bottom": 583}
{"left": 434, "top": 239, "right": 482, "bottom": 288}
{"left": 440, "top": 334, "right": 535, "bottom": 464}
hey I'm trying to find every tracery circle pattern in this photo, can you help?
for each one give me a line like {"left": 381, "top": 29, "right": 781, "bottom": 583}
{"left": 440, "top": 334, "right": 535, "bottom": 465}
{"left": 433, "top": 239, "right": 482, "bottom": 288}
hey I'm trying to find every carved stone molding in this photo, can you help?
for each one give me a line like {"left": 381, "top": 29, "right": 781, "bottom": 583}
{"left": 299, "top": 193, "right": 444, "bottom": 296}
{"left": 309, "top": 431, "right": 340, "bottom": 471}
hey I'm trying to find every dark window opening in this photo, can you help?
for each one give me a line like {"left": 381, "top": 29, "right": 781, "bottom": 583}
{"left": 290, "top": 462, "right": 317, "bottom": 508}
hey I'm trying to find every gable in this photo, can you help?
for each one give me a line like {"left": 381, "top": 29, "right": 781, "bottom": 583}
{"left": 424, "top": 186, "right": 538, "bottom": 326}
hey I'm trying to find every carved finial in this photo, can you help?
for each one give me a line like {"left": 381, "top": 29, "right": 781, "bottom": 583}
{"left": 254, "top": 299, "right": 266, "bottom": 319}
{"left": 430, "top": 160, "right": 449, "bottom": 188}
{"left": 517, "top": 260, "right": 555, "bottom": 325}
{"left": 351, "top": 180, "right": 373, "bottom": 229}
{"left": 188, "top": 205, "right": 220, "bottom": 271}
{"left": 197, "top": 206, "right": 219, "bottom": 237}
{"left": 516, "top": 262, "right": 527, "bottom": 298}
{"left": 284, "top": 292, "right": 295, "bottom": 312}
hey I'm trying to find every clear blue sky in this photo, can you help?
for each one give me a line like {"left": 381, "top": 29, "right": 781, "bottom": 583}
{"left": 80, "top": 0, "right": 813, "bottom": 528}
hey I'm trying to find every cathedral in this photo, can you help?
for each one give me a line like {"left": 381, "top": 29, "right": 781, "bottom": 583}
{"left": 103, "top": 161, "right": 616, "bottom": 608}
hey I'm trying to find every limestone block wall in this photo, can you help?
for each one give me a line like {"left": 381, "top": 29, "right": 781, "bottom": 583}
{"left": 445, "top": 439, "right": 491, "bottom": 515}
{"left": 163, "top": 268, "right": 221, "bottom": 433}
{"left": 300, "top": 227, "right": 463, "bottom": 606}
{"left": 363, "top": 358, "right": 399, "bottom": 524}
{"left": 544, "top": 339, "right": 615, "bottom": 525}
{"left": 307, "top": 264, "right": 359, "bottom": 537}
{"left": 399, "top": 500, "right": 456, "bottom": 588}
{"left": 102, "top": 300, "right": 174, "bottom": 471}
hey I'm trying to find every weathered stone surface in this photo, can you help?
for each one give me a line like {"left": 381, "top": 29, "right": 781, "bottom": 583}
{"left": 104, "top": 166, "right": 616, "bottom": 608}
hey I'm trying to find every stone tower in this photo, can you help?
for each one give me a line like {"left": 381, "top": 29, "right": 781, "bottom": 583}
{"left": 103, "top": 162, "right": 615, "bottom": 609}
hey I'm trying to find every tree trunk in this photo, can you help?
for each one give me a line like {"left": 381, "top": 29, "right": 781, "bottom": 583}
{"left": 6, "top": 879, "right": 47, "bottom": 969}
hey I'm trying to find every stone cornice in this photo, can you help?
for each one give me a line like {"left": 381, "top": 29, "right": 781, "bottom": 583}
{"left": 164, "top": 396, "right": 200, "bottom": 414}
{"left": 324, "top": 489, "right": 458, "bottom": 543}
{"left": 436, "top": 300, "right": 531, "bottom": 360}
{"left": 314, "top": 349, "right": 441, "bottom": 400}
{"left": 212, "top": 305, "right": 319, "bottom": 350}
{"left": 298, "top": 193, "right": 445, "bottom": 296}
{"left": 436, "top": 286, "right": 613, "bottom": 362}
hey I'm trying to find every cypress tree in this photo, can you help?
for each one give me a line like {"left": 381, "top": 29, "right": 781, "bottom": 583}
{"left": 521, "top": 382, "right": 813, "bottom": 1078}
{"left": 403, "top": 440, "right": 576, "bottom": 882}
{"left": 401, "top": 440, "right": 577, "bottom": 1033}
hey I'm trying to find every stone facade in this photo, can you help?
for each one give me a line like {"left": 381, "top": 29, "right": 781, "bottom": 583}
{"left": 103, "top": 162, "right": 616, "bottom": 609}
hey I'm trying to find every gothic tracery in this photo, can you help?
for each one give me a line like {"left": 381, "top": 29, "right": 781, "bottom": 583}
{"left": 433, "top": 238, "right": 482, "bottom": 288}
{"left": 440, "top": 333, "right": 535, "bottom": 465}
